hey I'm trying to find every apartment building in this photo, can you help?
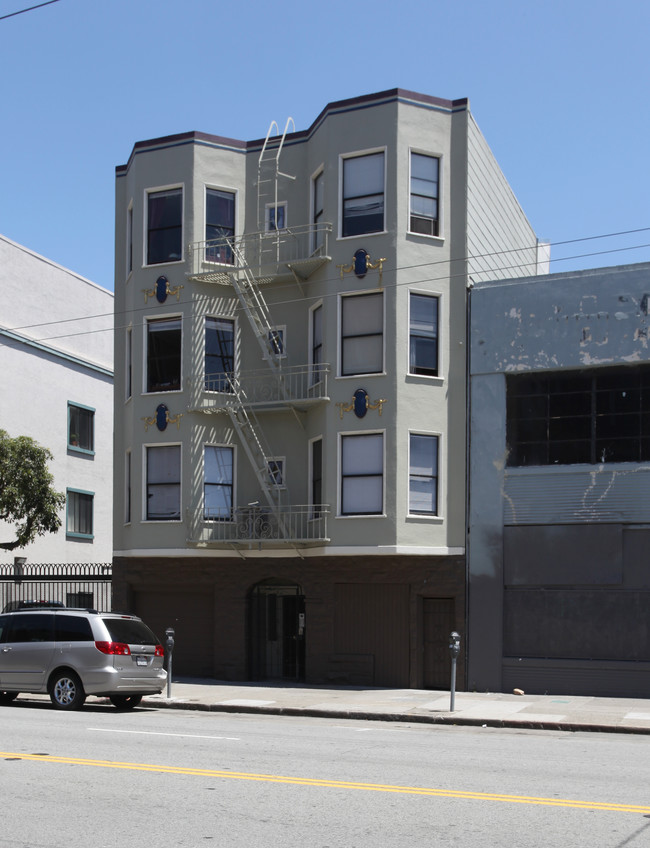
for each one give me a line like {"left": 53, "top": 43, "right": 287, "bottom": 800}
{"left": 0, "top": 235, "right": 113, "bottom": 587}
{"left": 113, "top": 88, "right": 545, "bottom": 686}
{"left": 468, "top": 262, "right": 650, "bottom": 698}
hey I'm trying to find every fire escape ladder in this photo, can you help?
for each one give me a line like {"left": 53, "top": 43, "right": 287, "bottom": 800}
{"left": 226, "top": 375, "right": 291, "bottom": 540}
{"left": 229, "top": 242, "right": 289, "bottom": 396}
{"left": 257, "top": 118, "right": 296, "bottom": 268}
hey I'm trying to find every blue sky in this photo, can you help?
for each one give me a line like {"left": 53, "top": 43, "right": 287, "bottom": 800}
{"left": 1, "top": 0, "right": 649, "bottom": 292}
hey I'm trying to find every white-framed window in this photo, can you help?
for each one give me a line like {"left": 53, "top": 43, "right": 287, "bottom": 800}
{"left": 205, "top": 316, "right": 235, "bottom": 392}
{"left": 66, "top": 489, "right": 94, "bottom": 539}
{"left": 312, "top": 168, "right": 324, "bottom": 252}
{"left": 340, "top": 291, "right": 383, "bottom": 376}
{"left": 267, "top": 326, "right": 286, "bottom": 358}
{"left": 125, "top": 325, "right": 133, "bottom": 401}
{"left": 310, "top": 302, "right": 323, "bottom": 385}
{"left": 267, "top": 458, "right": 285, "bottom": 488}
{"left": 310, "top": 437, "right": 323, "bottom": 519}
{"left": 340, "top": 432, "right": 384, "bottom": 516}
{"left": 341, "top": 150, "right": 385, "bottom": 237}
{"left": 146, "top": 186, "right": 183, "bottom": 266}
{"left": 409, "top": 433, "right": 439, "bottom": 515}
{"left": 126, "top": 201, "right": 133, "bottom": 277}
{"left": 125, "top": 450, "right": 131, "bottom": 524}
{"left": 409, "top": 292, "right": 439, "bottom": 377}
{"left": 145, "top": 444, "right": 181, "bottom": 521}
{"left": 206, "top": 187, "right": 235, "bottom": 264}
{"left": 204, "top": 445, "right": 234, "bottom": 520}
{"left": 409, "top": 151, "right": 440, "bottom": 237}
{"left": 68, "top": 402, "right": 94, "bottom": 453}
{"left": 146, "top": 316, "right": 182, "bottom": 393}
{"left": 266, "top": 202, "right": 287, "bottom": 231}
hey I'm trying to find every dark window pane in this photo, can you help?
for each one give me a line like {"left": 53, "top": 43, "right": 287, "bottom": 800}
{"left": 206, "top": 189, "right": 235, "bottom": 263}
{"left": 549, "top": 416, "right": 591, "bottom": 441}
{"left": 596, "top": 439, "right": 639, "bottom": 463}
{"left": 342, "top": 153, "right": 384, "bottom": 237}
{"left": 205, "top": 318, "right": 234, "bottom": 392}
{"left": 596, "top": 412, "right": 639, "bottom": 439}
{"left": 56, "top": 615, "right": 93, "bottom": 641}
{"left": 8, "top": 613, "right": 54, "bottom": 642}
{"left": 549, "top": 441, "right": 591, "bottom": 464}
{"left": 147, "top": 318, "right": 181, "bottom": 392}
{"left": 69, "top": 405, "right": 94, "bottom": 451}
{"left": 410, "top": 294, "right": 438, "bottom": 376}
{"left": 67, "top": 491, "right": 93, "bottom": 537}
{"left": 102, "top": 618, "right": 160, "bottom": 645}
{"left": 147, "top": 189, "right": 182, "bottom": 265}
{"left": 549, "top": 391, "right": 591, "bottom": 417}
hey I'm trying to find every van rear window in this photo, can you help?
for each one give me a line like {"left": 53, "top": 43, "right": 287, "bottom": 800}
{"left": 101, "top": 618, "right": 159, "bottom": 645}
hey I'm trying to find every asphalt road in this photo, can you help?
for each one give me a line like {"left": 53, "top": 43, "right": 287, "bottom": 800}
{"left": 2, "top": 699, "right": 650, "bottom": 847}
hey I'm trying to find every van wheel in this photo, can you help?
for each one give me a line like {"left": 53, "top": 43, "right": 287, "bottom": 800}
{"left": 0, "top": 691, "right": 18, "bottom": 704}
{"left": 109, "top": 695, "right": 143, "bottom": 710}
{"left": 49, "top": 671, "right": 85, "bottom": 710}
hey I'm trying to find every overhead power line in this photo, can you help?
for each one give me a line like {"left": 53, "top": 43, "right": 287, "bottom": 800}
{"left": 2, "top": 227, "right": 650, "bottom": 347}
{"left": 0, "top": 0, "right": 61, "bottom": 21}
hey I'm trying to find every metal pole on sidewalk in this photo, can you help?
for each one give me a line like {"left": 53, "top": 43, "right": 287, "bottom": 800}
{"left": 449, "top": 631, "right": 461, "bottom": 712}
{"left": 165, "top": 627, "right": 175, "bottom": 699}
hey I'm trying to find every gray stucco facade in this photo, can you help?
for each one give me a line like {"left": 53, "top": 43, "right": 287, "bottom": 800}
{"left": 113, "top": 88, "right": 544, "bottom": 687}
{"left": 468, "top": 262, "right": 650, "bottom": 697}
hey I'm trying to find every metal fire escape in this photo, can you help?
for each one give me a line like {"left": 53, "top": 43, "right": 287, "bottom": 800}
{"left": 224, "top": 120, "right": 296, "bottom": 519}
{"left": 187, "top": 119, "right": 330, "bottom": 545}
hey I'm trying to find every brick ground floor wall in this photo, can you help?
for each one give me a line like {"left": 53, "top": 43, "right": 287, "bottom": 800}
{"left": 112, "top": 554, "right": 466, "bottom": 690}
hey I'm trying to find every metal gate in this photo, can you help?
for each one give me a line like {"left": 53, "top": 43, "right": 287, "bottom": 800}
{"left": 0, "top": 561, "right": 112, "bottom": 612}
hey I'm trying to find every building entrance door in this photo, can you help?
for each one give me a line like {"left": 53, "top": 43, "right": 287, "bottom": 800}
{"left": 249, "top": 580, "right": 305, "bottom": 681}
{"left": 422, "top": 597, "right": 455, "bottom": 689}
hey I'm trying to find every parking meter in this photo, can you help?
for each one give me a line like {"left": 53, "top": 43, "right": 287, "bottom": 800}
{"left": 448, "top": 631, "right": 461, "bottom": 712}
{"left": 449, "top": 631, "right": 461, "bottom": 659}
{"left": 165, "top": 628, "right": 175, "bottom": 699}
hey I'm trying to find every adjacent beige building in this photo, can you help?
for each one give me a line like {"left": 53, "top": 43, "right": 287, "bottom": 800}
{"left": 113, "top": 89, "right": 545, "bottom": 686}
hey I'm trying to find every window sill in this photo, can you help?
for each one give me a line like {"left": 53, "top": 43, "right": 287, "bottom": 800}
{"left": 406, "top": 232, "right": 444, "bottom": 246}
{"left": 143, "top": 259, "right": 184, "bottom": 269}
{"left": 405, "top": 373, "right": 444, "bottom": 386}
{"left": 406, "top": 514, "right": 443, "bottom": 523}
{"left": 337, "top": 372, "right": 386, "bottom": 380}
{"left": 336, "top": 513, "right": 386, "bottom": 519}
{"left": 68, "top": 445, "right": 95, "bottom": 456}
{"left": 337, "top": 231, "right": 387, "bottom": 241}
{"left": 142, "top": 519, "right": 183, "bottom": 524}
{"left": 66, "top": 533, "right": 94, "bottom": 540}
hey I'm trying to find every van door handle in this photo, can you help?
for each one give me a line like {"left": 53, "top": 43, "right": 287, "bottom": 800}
{"left": 1, "top": 647, "right": 11, "bottom": 652}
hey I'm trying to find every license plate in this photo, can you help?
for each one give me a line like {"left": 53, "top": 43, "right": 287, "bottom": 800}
{"left": 135, "top": 655, "right": 148, "bottom": 666}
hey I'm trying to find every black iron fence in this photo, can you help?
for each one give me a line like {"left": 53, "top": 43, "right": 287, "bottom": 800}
{"left": 0, "top": 562, "right": 112, "bottom": 612}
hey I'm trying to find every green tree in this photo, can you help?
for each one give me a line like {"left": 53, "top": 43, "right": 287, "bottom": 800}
{"left": 0, "top": 430, "right": 65, "bottom": 551}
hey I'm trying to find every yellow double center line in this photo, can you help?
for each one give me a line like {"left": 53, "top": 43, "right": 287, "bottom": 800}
{"left": 3, "top": 752, "right": 648, "bottom": 814}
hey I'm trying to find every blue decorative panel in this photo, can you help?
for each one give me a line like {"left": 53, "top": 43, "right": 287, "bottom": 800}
{"left": 353, "top": 249, "right": 368, "bottom": 278}
{"left": 155, "top": 404, "right": 169, "bottom": 431}
{"left": 353, "top": 389, "right": 368, "bottom": 418}
{"left": 155, "top": 276, "right": 168, "bottom": 304}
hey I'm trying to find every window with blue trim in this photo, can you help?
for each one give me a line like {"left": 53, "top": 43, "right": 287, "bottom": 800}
{"left": 66, "top": 490, "right": 94, "bottom": 539}
{"left": 68, "top": 403, "right": 95, "bottom": 453}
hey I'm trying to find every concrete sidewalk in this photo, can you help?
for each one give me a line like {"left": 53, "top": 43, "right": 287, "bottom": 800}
{"left": 142, "top": 679, "right": 650, "bottom": 734}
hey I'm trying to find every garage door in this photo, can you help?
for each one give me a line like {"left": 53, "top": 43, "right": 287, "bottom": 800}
{"left": 134, "top": 590, "right": 214, "bottom": 678}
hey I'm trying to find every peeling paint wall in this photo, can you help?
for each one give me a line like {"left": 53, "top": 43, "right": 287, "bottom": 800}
{"left": 468, "top": 262, "right": 650, "bottom": 697}
{"left": 472, "top": 262, "right": 650, "bottom": 375}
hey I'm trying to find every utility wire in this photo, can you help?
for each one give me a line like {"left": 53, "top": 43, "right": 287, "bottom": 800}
{"left": 0, "top": 0, "right": 60, "bottom": 21}
{"left": 2, "top": 227, "right": 650, "bottom": 347}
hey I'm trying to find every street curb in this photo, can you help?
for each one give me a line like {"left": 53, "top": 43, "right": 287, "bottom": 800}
{"left": 142, "top": 697, "right": 650, "bottom": 735}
